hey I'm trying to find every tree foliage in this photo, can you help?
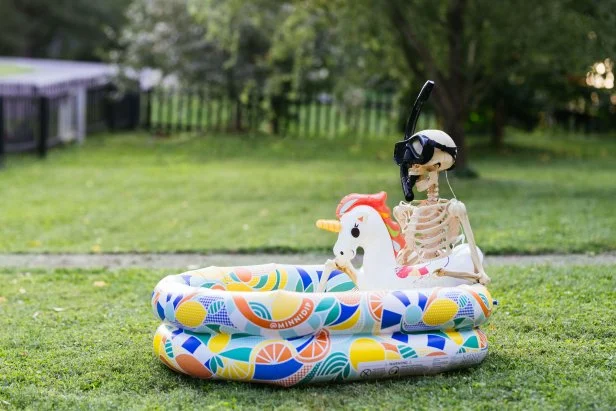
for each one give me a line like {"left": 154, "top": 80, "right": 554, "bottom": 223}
{"left": 327, "top": 0, "right": 616, "bottom": 168}
{"left": 111, "top": 0, "right": 616, "bottom": 168}
{"left": 0, "top": 0, "right": 127, "bottom": 60}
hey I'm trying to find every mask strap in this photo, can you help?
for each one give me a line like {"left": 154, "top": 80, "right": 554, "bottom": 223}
{"left": 445, "top": 170, "right": 457, "bottom": 199}
{"left": 431, "top": 141, "right": 457, "bottom": 159}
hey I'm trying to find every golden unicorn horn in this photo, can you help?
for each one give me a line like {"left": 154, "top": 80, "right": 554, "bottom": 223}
{"left": 316, "top": 219, "right": 341, "bottom": 233}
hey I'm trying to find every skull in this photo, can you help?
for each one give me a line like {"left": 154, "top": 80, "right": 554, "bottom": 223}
{"left": 407, "top": 129, "right": 456, "bottom": 193}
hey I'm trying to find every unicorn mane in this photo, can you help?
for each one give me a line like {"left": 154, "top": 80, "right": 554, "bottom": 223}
{"left": 336, "top": 192, "right": 406, "bottom": 256}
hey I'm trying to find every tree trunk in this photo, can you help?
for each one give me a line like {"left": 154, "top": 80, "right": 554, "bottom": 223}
{"left": 270, "top": 95, "right": 283, "bottom": 135}
{"left": 439, "top": 104, "right": 469, "bottom": 172}
{"left": 225, "top": 68, "right": 240, "bottom": 132}
{"left": 491, "top": 98, "right": 506, "bottom": 148}
{"left": 271, "top": 115, "right": 280, "bottom": 135}
{"left": 385, "top": 0, "right": 475, "bottom": 175}
{"left": 234, "top": 99, "right": 243, "bottom": 132}
{"left": 443, "top": 0, "right": 471, "bottom": 173}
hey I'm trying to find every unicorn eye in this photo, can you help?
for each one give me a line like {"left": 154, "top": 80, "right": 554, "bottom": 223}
{"left": 351, "top": 224, "right": 360, "bottom": 238}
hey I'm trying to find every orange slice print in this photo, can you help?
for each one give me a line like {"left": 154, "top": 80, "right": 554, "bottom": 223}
{"left": 297, "top": 330, "right": 331, "bottom": 363}
{"left": 254, "top": 341, "right": 295, "bottom": 364}
{"left": 478, "top": 330, "right": 488, "bottom": 349}
{"left": 338, "top": 293, "right": 361, "bottom": 306}
{"left": 368, "top": 291, "right": 386, "bottom": 322}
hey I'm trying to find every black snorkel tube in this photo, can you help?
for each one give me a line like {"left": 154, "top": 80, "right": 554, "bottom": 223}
{"left": 396, "top": 80, "right": 435, "bottom": 201}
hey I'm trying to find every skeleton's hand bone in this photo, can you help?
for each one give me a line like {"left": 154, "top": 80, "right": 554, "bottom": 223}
{"left": 436, "top": 268, "right": 491, "bottom": 285}
{"left": 317, "top": 259, "right": 359, "bottom": 292}
{"left": 333, "top": 257, "right": 359, "bottom": 286}
{"left": 477, "top": 270, "right": 491, "bottom": 285}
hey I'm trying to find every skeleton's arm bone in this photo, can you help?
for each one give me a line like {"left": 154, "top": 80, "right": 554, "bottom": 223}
{"left": 448, "top": 200, "right": 491, "bottom": 285}
{"left": 317, "top": 260, "right": 336, "bottom": 292}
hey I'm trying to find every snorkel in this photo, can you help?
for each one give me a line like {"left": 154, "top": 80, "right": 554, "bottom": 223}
{"left": 394, "top": 80, "right": 435, "bottom": 201}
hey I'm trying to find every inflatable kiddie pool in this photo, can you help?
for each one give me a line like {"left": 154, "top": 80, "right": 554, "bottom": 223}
{"left": 152, "top": 263, "right": 494, "bottom": 386}
{"left": 152, "top": 80, "right": 498, "bottom": 386}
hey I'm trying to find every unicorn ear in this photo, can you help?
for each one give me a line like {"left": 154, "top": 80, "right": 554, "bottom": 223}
{"left": 356, "top": 213, "right": 369, "bottom": 223}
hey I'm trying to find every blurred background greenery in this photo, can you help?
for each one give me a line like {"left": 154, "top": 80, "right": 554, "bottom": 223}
{"left": 1, "top": 0, "right": 615, "bottom": 170}
{"left": 0, "top": 0, "right": 615, "bottom": 254}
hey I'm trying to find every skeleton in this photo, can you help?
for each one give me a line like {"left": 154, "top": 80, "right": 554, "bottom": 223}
{"left": 316, "top": 81, "right": 490, "bottom": 290}
{"left": 314, "top": 131, "right": 490, "bottom": 290}
{"left": 393, "top": 129, "right": 490, "bottom": 285}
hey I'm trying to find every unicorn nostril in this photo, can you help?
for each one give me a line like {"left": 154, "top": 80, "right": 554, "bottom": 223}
{"left": 339, "top": 251, "right": 344, "bottom": 255}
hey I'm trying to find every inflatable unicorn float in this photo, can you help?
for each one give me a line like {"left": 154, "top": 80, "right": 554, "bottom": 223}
{"left": 151, "top": 81, "right": 495, "bottom": 386}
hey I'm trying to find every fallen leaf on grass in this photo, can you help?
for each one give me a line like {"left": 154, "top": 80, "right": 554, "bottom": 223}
{"left": 19, "top": 288, "right": 26, "bottom": 294}
{"left": 52, "top": 307, "right": 65, "bottom": 312}
{"left": 32, "top": 311, "right": 40, "bottom": 319}
{"left": 91, "top": 244, "right": 102, "bottom": 253}
{"left": 93, "top": 281, "right": 107, "bottom": 287}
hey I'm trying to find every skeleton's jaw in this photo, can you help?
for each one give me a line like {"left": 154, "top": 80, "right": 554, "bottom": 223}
{"left": 409, "top": 167, "right": 439, "bottom": 193}
{"left": 416, "top": 172, "right": 438, "bottom": 192}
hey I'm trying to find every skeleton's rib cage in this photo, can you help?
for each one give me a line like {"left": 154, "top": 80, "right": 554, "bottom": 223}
{"left": 394, "top": 198, "right": 465, "bottom": 267}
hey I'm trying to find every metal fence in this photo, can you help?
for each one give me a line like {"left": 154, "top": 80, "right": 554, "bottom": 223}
{"left": 0, "top": 85, "right": 139, "bottom": 165}
{"left": 0, "top": 95, "right": 59, "bottom": 158}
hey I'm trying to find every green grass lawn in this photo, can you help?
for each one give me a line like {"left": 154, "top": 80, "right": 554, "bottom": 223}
{"left": 0, "top": 131, "right": 615, "bottom": 254}
{"left": 0, "top": 264, "right": 613, "bottom": 409}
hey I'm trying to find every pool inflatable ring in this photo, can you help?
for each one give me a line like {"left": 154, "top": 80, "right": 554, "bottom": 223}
{"left": 152, "top": 264, "right": 494, "bottom": 386}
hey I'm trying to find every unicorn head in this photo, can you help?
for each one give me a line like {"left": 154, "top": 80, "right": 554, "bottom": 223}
{"left": 316, "top": 192, "right": 405, "bottom": 289}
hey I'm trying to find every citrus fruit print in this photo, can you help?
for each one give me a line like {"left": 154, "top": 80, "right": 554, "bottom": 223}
{"left": 297, "top": 330, "right": 331, "bottom": 363}
{"left": 152, "top": 264, "right": 494, "bottom": 385}
{"left": 422, "top": 298, "right": 459, "bottom": 326}
{"left": 217, "top": 359, "right": 254, "bottom": 381}
{"left": 349, "top": 338, "right": 386, "bottom": 370}
{"left": 208, "top": 333, "right": 231, "bottom": 353}
{"left": 271, "top": 293, "right": 303, "bottom": 320}
{"left": 253, "top": 341, "right": 296, "bottom": 364}
{"left": 368, "top": 291, "right": 386, "bottom": 322}
{"left": 176, "top": 354, "right": 213, "bottom": 379}
{"left": 175, "top": 301, "right": 207, "bottom": 328}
